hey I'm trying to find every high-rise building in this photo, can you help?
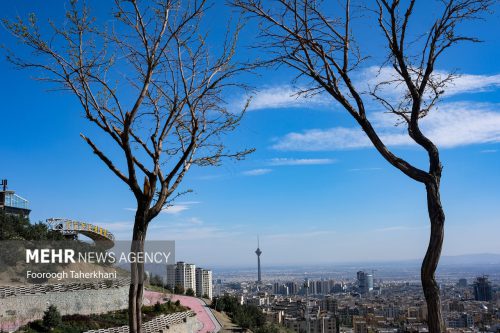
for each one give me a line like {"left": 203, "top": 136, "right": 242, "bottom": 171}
{"left": 357, "top": 271, "right": 373, "bottom": 294}
{"left": 0, "top": 180, "right": 30, "bottom": 218}
{"left": 458, "top": 278, "right": 467, "bottom": 287}
{"left": 321, "top": 296, "right": 338, "bottom": 313}
{"left": 195, "top": 267, "right": 213, "bottom": 299}
{"left": 309, "top": 280, "right": 318, "bottom": 295}
{"left": 255, "top": 237, "right": 262, "bottom": 284}
{"left": 273, "top": 282, "right": 289, "bottom": 295}
{"left": 286, "top": 281, "right": 299, "bottom": 295}
{"left": 333, "top": 282, "right": 345, "bottom": 293}
{"left": 366, "top": 273, "right": 374, "bottom": 292}
{"left": 473, "top": 276, "right": 492, "bottom": 301}
{"left": 357, "top": 271, "right": 365, "bottom": 292}
{"left": 166, "top": 261, "right": 196, "bottom": 293}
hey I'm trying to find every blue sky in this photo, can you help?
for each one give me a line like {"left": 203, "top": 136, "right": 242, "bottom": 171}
{"left": 1, "top": 1, "right": 499, "bottom": 268}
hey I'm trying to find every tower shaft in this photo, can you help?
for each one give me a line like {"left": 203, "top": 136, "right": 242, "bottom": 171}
{"left": 257, "top": 255, "right": 261, "bottom": 283}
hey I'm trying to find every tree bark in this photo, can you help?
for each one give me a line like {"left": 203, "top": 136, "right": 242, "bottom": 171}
{"left": 421, "top": 180, "right": 445, "bottom": 333}
{"left": 128, "top": 261, "right": 138, "bottom": 333}
{"left": 129, "top": 210, "right": 148, "bottom": 333}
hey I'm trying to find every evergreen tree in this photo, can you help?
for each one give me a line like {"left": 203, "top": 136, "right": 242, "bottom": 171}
{"left": 43, "top": 305, "right": 62, "bottom": 330}
{"left": 174, "top": 284, "right": 185, "bottom": 295}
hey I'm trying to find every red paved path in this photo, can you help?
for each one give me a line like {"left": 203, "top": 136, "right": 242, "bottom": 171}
{"left": 144, "top": 291, "right": 220, "bottom": 333}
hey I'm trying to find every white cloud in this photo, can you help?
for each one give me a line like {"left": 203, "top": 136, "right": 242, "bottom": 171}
{"left": 161, "top": 201, "right": 200, "bottom": 215}
{"left": 445, "top": 73, "right": 500, "bottom": 96}
{"left": 162, "top": 205, "right": 189, "bottom": 214}
{"left": 242, "top": 168, "right": 273, "bottom": 176}
{"left": 99, "top": 221, "right": 134, "bottom": 231}
{"left": 233, "top": 69, "right": 500, "bottom": 113}
{"left": 147, "top": 224, "right": 242, "bottom": 241}
{"left": 273, "top": 127, "right": 370, "bottom": 151}
{"left": 234, "top": 85, "right": 331, "bottom": 111}
{"left": 480, "top": 149, "right": 497, "bottom": 153}
{"left": 109, "top": 217, "right": 238, "bottom": 241}
{"left": 360, "top": 66, "right": 500, "bottom": 99}
{"left": 273, "top": 102, "right": 500, "bottom": 151}
{"left": 187, "top": 217, "right": 203, "bottom": 225}
{"left": 268, "top": 158, "right": 336, "bottom": 166}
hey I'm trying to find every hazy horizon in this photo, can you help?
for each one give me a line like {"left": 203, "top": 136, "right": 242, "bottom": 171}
{"left": 1, "top": 1, "right": 499, "bottom": 268}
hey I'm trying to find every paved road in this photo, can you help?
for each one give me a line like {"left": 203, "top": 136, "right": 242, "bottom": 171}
{"left": 171, "top": 295, "right": 221, "bottom": 333}
{"left": 143, "top": 291, "right": 221, "bottom": 333}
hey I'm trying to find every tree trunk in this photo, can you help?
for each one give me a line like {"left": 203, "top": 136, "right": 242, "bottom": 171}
{"left": 421, "top": 180, "right": 445, "bottom": 333}
{"left": 129, "top": 259, "right": 138, "bottom": 333}
{"left": 129, "top": 211, "right": 148, "bottom": 333}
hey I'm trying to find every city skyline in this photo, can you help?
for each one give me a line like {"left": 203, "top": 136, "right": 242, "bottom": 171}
{"left": 1, "top": 1, "right": 500, "bottom": 267}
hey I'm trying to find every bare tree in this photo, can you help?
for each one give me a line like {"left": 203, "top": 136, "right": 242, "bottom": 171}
{"left": 3, "top": 1, "right": 252, "bottom": 332}
{"left": 232, "top": 0, "right": 492, "bottom": 332}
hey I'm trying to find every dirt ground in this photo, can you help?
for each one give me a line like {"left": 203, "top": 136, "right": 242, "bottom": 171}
{"left": 211, "top": 309, "right": 249, "bottom": 333}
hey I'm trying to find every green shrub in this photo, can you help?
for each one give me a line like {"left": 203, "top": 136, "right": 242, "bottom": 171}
{"left": 43, "top": 305, "right": 62, "bottom": 330}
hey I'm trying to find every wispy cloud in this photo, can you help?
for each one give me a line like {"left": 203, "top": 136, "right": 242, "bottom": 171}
{"left": 233, "top": 70, "right": 500, "bottom": 113}
{"left": 273, "top": 102, "right": 500, "bottom": 151}
{"left": 187, "top": 217, "right": 203, "bottom": 225}
{"left": 242, "top": 168, "right": 273, "bottom": 176}
{"left": 125, "top": 202, "right": 200, "bottom": 215}
{"left": 360, "top": 67, "right": 500, "bottom": 98}
{"left": 161, "top": 201, "right": 200, "bottom": 215}
{"left": 147, "top": 223, "right": 242, "bottom": 240}
{"left": 481, "top": 149, "right": 497, "bottom": 153}
{"left": 234, "top": 85, "right": 332, "bottom": 111}
{"left": 109, "top": 218, "right": 239, "bottom": 241}
{"left": 273, "top": 127, "right": 371, "bottom": 151}
{"left": 99, "top": 221, "right": 134, "bottom": 231}
{"left": 162, "top": 205, "right": 190, "bottom": 214}
{"left": 268, "top": 158, "right": 336, "bottom": 166}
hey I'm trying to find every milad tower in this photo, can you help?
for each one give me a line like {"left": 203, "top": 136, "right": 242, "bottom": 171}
{"left": 255, "top": 237, "right": 262, "bottom": 284}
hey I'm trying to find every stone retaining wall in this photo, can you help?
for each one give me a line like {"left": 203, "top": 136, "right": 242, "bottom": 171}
{"left": 0, "top": 281, "right": 129, "bottom": 332}
{"left": 0, "top": 278, "right": 129, "bottom": 299}
{"left": 84, "top": 311, "right": 198, "bottom": 333}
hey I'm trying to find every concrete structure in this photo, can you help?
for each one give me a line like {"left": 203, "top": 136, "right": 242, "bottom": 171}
{"left": 353, "top": 319, "right": 368, "bottom": 333}
{"left": 195, "top": 267, "right": 213, "bottom": 299}
{"left": 473, "top": 276, "right": 493, "bottom": 301}
{"left": 84, "top": 311, "right": 197, "bottom": 333}
{"left": 446, "top": 312, "right": 474, "bottom": 328}
{"left": 286, "top": 281, "right": 299, "bottom": 295}
{"left": 357, "top": 271, "right": 374, "bottom": 294}
{"left": 166, "top": 261, "right": 196, "bottom": 293}
{"left": 0, "top": 180, "right": 30, "bottom": 218}
{"left": 273, "top": 282, "right": 289, "bottom": 296}
{"left": 255, "top": 237, "right": 262, "bottom": 284}
{"left": 284, "top": 315, "right": 337, "bottom": 333}
{"left": 0, "top": 279, "right": 129, "bottom": 332}
{"left": 46, "top": 217, "right": 115, "bottom": 249}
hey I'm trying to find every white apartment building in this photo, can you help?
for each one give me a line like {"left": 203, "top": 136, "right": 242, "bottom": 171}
{"left": 195, "top": 267, "right": 213, "bottom": 299}
{"left": 166, "top": 261, "right": 196, "bottom": 293}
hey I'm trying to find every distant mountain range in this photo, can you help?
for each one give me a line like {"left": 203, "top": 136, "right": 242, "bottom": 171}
{"left": 439, "top": 253, "right": 500, "bottom": 266}
{"left": 342, "top": 253, "right": 500, "bottom": 267}
{"left": 214, "top": 253, "right": 500, "bottom": 271}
